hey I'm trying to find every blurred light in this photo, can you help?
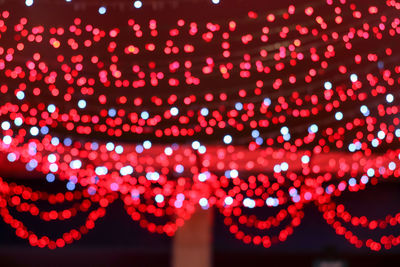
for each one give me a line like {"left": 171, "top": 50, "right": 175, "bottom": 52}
{"left": 141, "top": 111, "right": 149, "bottom": 119}
{"left": 78, "top": 99, "right": 87, "bottom": 109}
{"left": 335, "top": 112, "right": 343, "bottom": 120}
{"left": 98, "top": 6, "right": 107, "bottom": 14}
{"left": 1, "top": 121, "right": 10, "bottom": 130}
{"left": 46, "top": 173, "right": 55, "bottom": 183}
{"left": 350, "top": 73, "right": 358, "bottom": 82}
{"left": 25, "top": 0, "right": 33, "bottom": 6}
{"left": 386, "top": 94, "right": 394, "bottom": 103}
{"left": 324, "top": 81, "right": 332, "bottom": 90}
{"left": 223, "top": 135, "right": 232, "bottom": 144}
{"left": 155, "top": 194, "right": 164, "bottom": 203}
{"left": 170, "top": 107, "right": 179, "bottom": 116}
{"left": 134, "top": 0, "right": 143, "bottom": 8}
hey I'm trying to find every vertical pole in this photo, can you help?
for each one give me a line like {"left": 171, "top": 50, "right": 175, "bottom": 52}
{"left": 172, "top": 208, "right": 213, "bottom": 267}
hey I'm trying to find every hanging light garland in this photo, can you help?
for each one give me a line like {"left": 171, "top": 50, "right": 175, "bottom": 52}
{"left": 0, "top": 0, "right": 400, "bottom": 250}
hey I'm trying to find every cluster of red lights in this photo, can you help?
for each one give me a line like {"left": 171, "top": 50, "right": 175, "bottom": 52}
{"left": 0, "top": 0, "right": 400, "bottom": 250}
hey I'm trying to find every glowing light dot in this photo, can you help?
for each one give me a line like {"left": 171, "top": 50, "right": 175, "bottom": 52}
{"left": 230, "top": 169, "right": 239, "bottom": 178}
{"left": 348, "top": 178, "right": 357, "bottom": 186}
{"left": 66, "top": 182, "right": 75, "bottom": 191}
{"left": 175, "top": 164, "right": 184, "bottom": 173}
{"left": 192, "top": 141, "right": 200, "bottom": 150}
{"left": 389, "top": 162, "right": 396, "bottom": 171}
{"left": 377, "top": 131, "right": 386, "bottom": 140}
{"left": 14, "top": 117, "right": 23, "bottom": 126}
{"left": 308, "top": 124, "right": 318, "bottom": 134}
{"left": 223, "top": 135, "right": 232, "bottom": 144}
{"left": 200, "top": 108, "right": 209, "bottom": 116}
{"left": 106, "top": 142, "right": 115, "bottom": 151}
{"left": 46, "top": 174, "right": 55, "bottom": 183}
{"left": 170, "top": 107, "right": 179, "bottom": 116}
{"left": 263, "top": 98, "right": 271, "bottom": 106}
{"left": 30, "top": 127, "right": 39, "bottom": 136}
{"left": 243, "top": 198, "right": 256, "bottom": 208}
{"left": 7, "top": 153, "right": 17, "bottom": 162}
{"left": 1, "top": 121, "right": 10, "bottom": 130}
{"left": 98, "top": 6, "right": 107, "bottom": 14}
{"left": 143, "top": 140, "right": 152, "bottom": 149}
{"left": 386, "top": 94, "right": 394, "bottom": 103}
{"left": 134, "top": 0, "right": 143, "bottom": 8}
{"left": 115, "top": 145, "right": 124, "bottom": 154}
{"left": 198, "top": 172, "right": 210, "bottom": 182}
{"left": 108, "top": 108, "right": 116, "bottom": 117}
{"left": 280, "top": 162, "right": 289, "bottom": 171}
{"left": 141, "top": 111, "right": 149, "bottom": 120}
{"left": 301, "top": 155, "right": 310, "bottom": 164}
{"left": 335, "top": 112, "right": 343, "bottom": 121}
{"left": 25, "top": 0, "right": 33, "bottom": 6}
{"left": 350, "top": 73, "right": 358, "bottom": 82}
{"left": 78, "top": 99, "right": 87, "bottom": 109}
{"left": 224, "top": 196, "right": 233, "bottom": 206}
{"left": 280, "top": 126, "right": 289, "bottom": 135}
{"left": 164, "top": 147, "right": 173, "bottom": 155}
{"left": 48, "top": 154, "right": 57, "bottom": 163}
{"left": 16, "top": 91, "right": 25, "bottom": 100}
{"left": 324, "top": 81, "right": 332, "bottom": 90}
{"left": 155, "top": 194, "right": 164, "bottom": 203}
{"left": 367, "top": 168, "right": 375, "bottom": 177}
{"left": 95, "top": 166, "right": 108, "bottom": 176}
{"left": 198, "top": 145, "right": 207, "bottom": 154}
{"left": 212, "top": 0, "right": 220, "bottom": 4}
{"left": 47, "top": 104, "right": 56, "bottom": 113}
{"left": 235, "top": 102, "right": 243, "bottom": 110}
{"left": 199, "top": 198, "right": 209, "bottom": 208}
{"left": 252, "top": 130, "right": 260, "bottom": 138}
{"left": 360, "top": 105, "right": 369, "bottom": 116}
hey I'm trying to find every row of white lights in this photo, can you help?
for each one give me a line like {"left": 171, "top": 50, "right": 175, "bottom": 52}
{"left": 25, "top": 0, "right": 221, "bottom": 9}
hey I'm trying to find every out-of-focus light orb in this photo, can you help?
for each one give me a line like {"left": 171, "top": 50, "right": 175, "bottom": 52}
{"left": 212, "top": 0, "right": 220, "bottom": 4}
{"left": 115, "top": 145, "right": 124, "bottom": 154}
{"left": 98, "top": 6, "right": 107, "bottom": 14}
{"left": 335, "top": 111, "right": 343, "bottom": 121}
{"left": 198, "top": 145, "right": 207, "bottom": 154}
{"left": 134, "top": 0, "right": 143, "bottom": 8}
{"left": 155, "top": 194, "right": 164, "bottom": 203}
{"left": 25, "top": 0, "right": 33, "bottom": 6}
{"left": 14, "top": 117, "right": 23, "bottom": 126}
{"left": 16, "top": 91, "right": 25, "bottom": 100}
{"left": 301, "top": 155, "right": 310, "bottom": 164}
{"left": 143, "top": 140, "right": 152, "bottom": 149}
{"left": 78, "top": 99, "right": 87, "bottom": 109}
{"left": 280, "top": 126, "right": 289, "bottom": 135}
{"left": 199, "top": 198, "right": 209, "bottom": 208}
{"left": 224, "top": 196, "right": 233, "bottom": 206}
{"left": 141, "top": 111, "right": 149, "bottom": 120}
{"left": 47, "top": 104, "right": 56, "bottom": 113}
{"left": 386, "top": 94, "right": 394, "bottom": 103}
{"left": 46, "top": 173, "right": 55, "bottom": 183}
{"left": 308, "top": 124, "right": 318, "bottom": 134}
{"left": 324, "top": 81, "right": 332, "bottom": 90}
{"left": 223, "top": 135, "right": 232, "bottom": 144}
{"left": 170, "top": 107, "right": 179, "bottom": 116}
{"left": 200, "top": 108, "right": 209, "bottom": 116}
{"left": 30, "top": 126, "right": 39, "bottom": 136}
{"left": 350, "top": 73, "right": 358, "bottom": 82}
{"left": 192, "top": 141, "right": 200, "bottom": 150}
{"left": 1, "top": 121, "right": 10, "bottom": 130}
{"left": 235, "top": 102, "right": 243, "bottom": 110}
{"left": 164, "top": 147, "right": 173, "bottom": 155}
{"left": 243, "top": 198, "right": 256, "bottom": 208}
